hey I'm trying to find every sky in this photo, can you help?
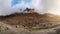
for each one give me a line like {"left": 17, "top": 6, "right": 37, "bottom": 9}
{"left": 12, "top": 0, "right": 32, "bottom": 6}
{"left": 0, "top": 0, "right": 60, "bottom": 16}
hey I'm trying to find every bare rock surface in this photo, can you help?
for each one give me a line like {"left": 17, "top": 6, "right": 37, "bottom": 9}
{"left": 0, "top": 13, "right": 60, "bottom": 34}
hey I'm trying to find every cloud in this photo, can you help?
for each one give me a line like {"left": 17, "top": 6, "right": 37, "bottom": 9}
{"left": 0, "top": 0, "right": 60, "bottom": 16}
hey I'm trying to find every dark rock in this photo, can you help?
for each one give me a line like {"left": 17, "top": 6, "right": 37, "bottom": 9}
{"left": 55, "top": 28, "right": 60, "bottom": 34}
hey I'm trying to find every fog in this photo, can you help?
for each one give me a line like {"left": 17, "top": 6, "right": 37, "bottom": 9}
{"left": 0, "top": 0, "right": 60, "bottom": 16}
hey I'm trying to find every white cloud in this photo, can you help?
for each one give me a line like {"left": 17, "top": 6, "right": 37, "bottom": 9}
{"left": 0, "top": 0, "right": 60, "bottom": 16}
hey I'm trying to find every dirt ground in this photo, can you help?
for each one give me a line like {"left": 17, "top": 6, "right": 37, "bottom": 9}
{"left": 0, "top": 12, "right": 60, "bottom": 30}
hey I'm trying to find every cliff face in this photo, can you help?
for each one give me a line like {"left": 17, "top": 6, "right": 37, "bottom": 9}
{"left": 0, "top": 13, "right": 60, "bottom": 29}
{"left": 0, "top": 13, "right": 60, "bottom": 34}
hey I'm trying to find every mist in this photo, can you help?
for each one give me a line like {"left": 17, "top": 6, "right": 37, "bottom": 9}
{"left": 0, "top": 0, "right": 60, "bottom": 16}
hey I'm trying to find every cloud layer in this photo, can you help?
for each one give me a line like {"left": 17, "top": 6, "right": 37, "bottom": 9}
{"left": 0, "top": 0, "right": 60, "bottom": 16}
